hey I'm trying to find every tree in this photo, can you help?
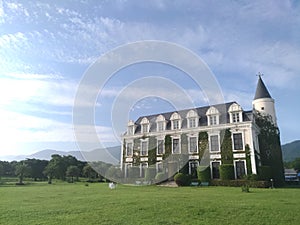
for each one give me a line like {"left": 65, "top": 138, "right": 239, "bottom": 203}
{"left": 24, "top": 158, "right": 48, "bottom": 181}
{"left": 43, "top": 162, "right": 56, "bottom": 184}
{"left": 291, "top": 158, "right": 300, "bottom": 171}
{"left": 83, "top": 164, "right": 98, "bottom": 181}
{"left": 15, "top": 162, "right": 30, "bottom": 184}
{"left": 66, "top": 165, "right": 80, "bottom": 183}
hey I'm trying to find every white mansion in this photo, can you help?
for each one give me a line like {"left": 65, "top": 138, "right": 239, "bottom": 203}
{"left": 121, "top": 76, "right": 278, "bottom": 180}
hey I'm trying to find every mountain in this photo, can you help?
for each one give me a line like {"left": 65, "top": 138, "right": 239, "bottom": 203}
{"left": 2, "top": 140, "right": 299, "bottom": 163}
{"left": 0, "top": 146, "right": 121, "bottom": 165}
{"left": 281, "top": 140, "right": 300, "bottom": 162}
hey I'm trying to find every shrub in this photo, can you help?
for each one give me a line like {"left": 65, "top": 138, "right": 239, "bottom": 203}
{"left": 220, "top": 164, "right": 234, "bottom": 180}
{"left": 144, "top": 168, "right": 156, "bottom": 181}
{"left": 197, "top": 166, "right": 211, "bottom": 182}
{"left": 258, "top": 166, "right": 271, "bottom": 181}
{"left": 210, "top": 179, "right": 270, "bottom": 188}
{"left": 155, "top": 172, "right": 168, "bottom": 184}
{"left": 174, "top": 173, "right": 191, "bottom": 186}
{"left": 242, "top": 184, "right": 250, "bottom": 193}
{"left": 244, "top": 174, "right": 259, "bottom": 181}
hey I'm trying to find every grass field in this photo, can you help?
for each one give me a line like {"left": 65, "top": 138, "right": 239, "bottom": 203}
{"left": 0, "top": 182, "right": 299, "bottom": 225}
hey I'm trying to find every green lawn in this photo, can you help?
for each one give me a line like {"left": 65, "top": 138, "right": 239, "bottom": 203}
{"left": 0, "top": 182, "right": 299, "bottom": 225}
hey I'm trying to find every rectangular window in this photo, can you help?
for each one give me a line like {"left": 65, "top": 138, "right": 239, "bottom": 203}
{"left": 173, "top": 120, "right": 180, "bottom": 130}
{"left": 210, "top": 135, "right": 219, "bottom": 152}
{"left": 142, "top": 124, "right": 148, "bottom": 133}
{"left": 232, "top": 113, "right": 240, "bottom": 123}
{"left": 189, "top": 118, "right": 196, "bottom": 128}
{"left": 126, "top": 143, "right": 133, "bottom": 157}
{"left": 189, "top": 137, "right": 198, "bottom": 153}
{"left": 189, "top": 161, "right": 199, "bottom": 179}
{"left": 157, "top": 122, "right": 164, "bottom": 131}
{"left": 235, "top": 161, "right": 246, "bottom": 179}
{"left": 172, "top": 138, "right": 180, "bottom": 154}
{"left": 157, "top": 140, "right": 164, "bottom": 155}
{"left": 210, "top": 116, "right": 217, "bottom": 125}
{"left": 141, "top": 141, "right": 148, "bottom": 156}
{"left": 233, "top": 133, "right": 243, "bottom": 150}
{"left": 212, "top": 162, "right": 220, "bottom": 179}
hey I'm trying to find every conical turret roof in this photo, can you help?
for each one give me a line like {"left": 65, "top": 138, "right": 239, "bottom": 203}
{"left": 254, "top": 75, "right": 272, "bottom": 100}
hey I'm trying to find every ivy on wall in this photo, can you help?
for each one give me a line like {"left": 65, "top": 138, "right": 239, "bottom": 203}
{"left": 198, "top": 131, "right": 208, "bottom": 160}
{"left": 255, "top": 113, "right": 284, "bottom": 186}
{"left": 181, "top": 133, "right": 188, "bottom": 154}
{"left": 122, "top": 140, "right": 126, "bottom": 167}
{"left": 245, "top": 144, "right": 252, "bottom": 175}
{"left": 132, "top": 138, "right": 141, "bottom": 166}
{"left": 148, "top": 136, "right": 157, "bottom": 165}
{"left": 221, "top": 129, "right": 233, "bottom": 164}
{"left": 163, "top": 135, "right": 172, "bottom": 160}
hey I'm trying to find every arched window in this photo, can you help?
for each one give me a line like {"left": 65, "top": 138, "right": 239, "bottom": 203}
{"left": 186, "top": 110, "right": 199, "bottom": 128}
{"left": 156, "top": 114, "right": 166, "bottom": 132}
{"left": 170, "top": 112, "right": 181, "bottom": 130}
{"left": 127, "top": 120, "right": 135, "bottom": 135}
{"left": 140, "top": 117, "right": 150, "bottom": 133}
{"left": 206, "top": 106, "right": 220, "bottom": 126}
{"left": 228, "top": 103, "right": 243, "bottom": 123}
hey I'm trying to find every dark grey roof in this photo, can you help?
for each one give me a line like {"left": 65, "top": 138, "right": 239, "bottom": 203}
{"left": 254, "top": 76, "right": 272, "bottom": 100}
{"left": 133, "top": 102, "right": 253, "bottom": 134}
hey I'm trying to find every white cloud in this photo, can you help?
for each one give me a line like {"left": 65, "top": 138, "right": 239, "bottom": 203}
{"left": 0, "top": 109, "right": 117, "bottom": 155}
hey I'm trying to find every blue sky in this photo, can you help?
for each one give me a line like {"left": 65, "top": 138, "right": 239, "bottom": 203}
{"left": 0, "top": 0, "right": 300, "bottom": 157}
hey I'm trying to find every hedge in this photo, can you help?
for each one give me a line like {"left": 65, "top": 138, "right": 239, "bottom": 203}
{"left": 210, "top": 179, "right": 270, "bottom": 188}
{"left": 220, "top": 164, "right": 234, "bottom": 180}
{"left": 155, "top": 172, "right": 168, "bottom": 184}
{"left": 174, "top": 173, "right": 191, "bottom": 186}
{"left": 197, "top": 166, "right": 211, "bottom": 182}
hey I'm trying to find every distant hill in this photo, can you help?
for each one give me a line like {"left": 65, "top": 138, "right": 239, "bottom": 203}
{"left": 2, "top": 140, "right": 299, "bottom": 163}
{"left": 282, "top": 140, "right": 300, "bottom": 162}
{"left": 0, "top": 146, "right": 121, "bottom": 165}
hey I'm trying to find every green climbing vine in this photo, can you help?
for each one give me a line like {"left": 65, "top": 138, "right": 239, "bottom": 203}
{"left": 163, "top": 135, "right": 172, "bottom": 160}
{"left": 181, "top": 133, "right": 188, "bottom": 154}
{"left": 245, "top": 144, "right": 252, "bottom": 175}
{"left": 221, "top": 129, "right": 233, "bottom": 164}
{"left": 198, "top": 131, "right": 208, "bottom": 160}
{"left": 255, "top": 112, "right": 284, "bottom": 186}
{"left": 148, "top": 136, "right": 157, "bottom": 165}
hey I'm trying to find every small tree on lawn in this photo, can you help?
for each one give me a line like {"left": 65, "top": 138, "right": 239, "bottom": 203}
{"left": 83, "top": 164, "right": 98, "bottom": 181}
{"left": 43, "top": 162, "right": 56, "bottom": 184}
{"left": 15, "top": 162, "right": 30, "bottom": 184}
{"left": 66, "top": 165, "right": 80, "bottom": 183}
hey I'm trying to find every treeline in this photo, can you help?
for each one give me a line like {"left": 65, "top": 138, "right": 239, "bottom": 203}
{"left": 284, "top": 158, "right": 300, "bottom": 171}
{"left": 0, "top": 154, "right": 115, "bottom": 184}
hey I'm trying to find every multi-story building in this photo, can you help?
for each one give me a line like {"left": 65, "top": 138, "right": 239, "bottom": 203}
{"left": 121, "top": 76, "right": 279, "bottom": 181}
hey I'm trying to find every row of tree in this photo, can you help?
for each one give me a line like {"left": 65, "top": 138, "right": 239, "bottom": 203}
{"left": 284, "top": 158, "right": 300, "bottom": 171}
{"left": 0, "top": 154, "right": 114, "bottom": 184}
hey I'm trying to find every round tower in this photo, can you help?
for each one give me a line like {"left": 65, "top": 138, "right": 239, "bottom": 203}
{"left": 252, "top": 75, "right": 277, "bottom": 126}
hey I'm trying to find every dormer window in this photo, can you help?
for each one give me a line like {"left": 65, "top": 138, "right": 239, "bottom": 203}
{"left": 170, "top": 112, "right": 181, "bottom": 130}
{"left": 210, "top": 115, "right": 217, "bottom": 125}
{"left": 127, "top": 120, "right": 135, "bottom": 135}
{"left": 228, "top": 103, "right": 243, "bottom": 123}
{"left": 156, "top": 115, "right": 166, "bottom": 132}
{"left": 140, "top": 117, "right": 150, "bottom": 133}
{"left": 206, "top": 106, "right": 220, "bottom": 126}
{"left": 186, "top": 110, "right": 199, "bottom": 128}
